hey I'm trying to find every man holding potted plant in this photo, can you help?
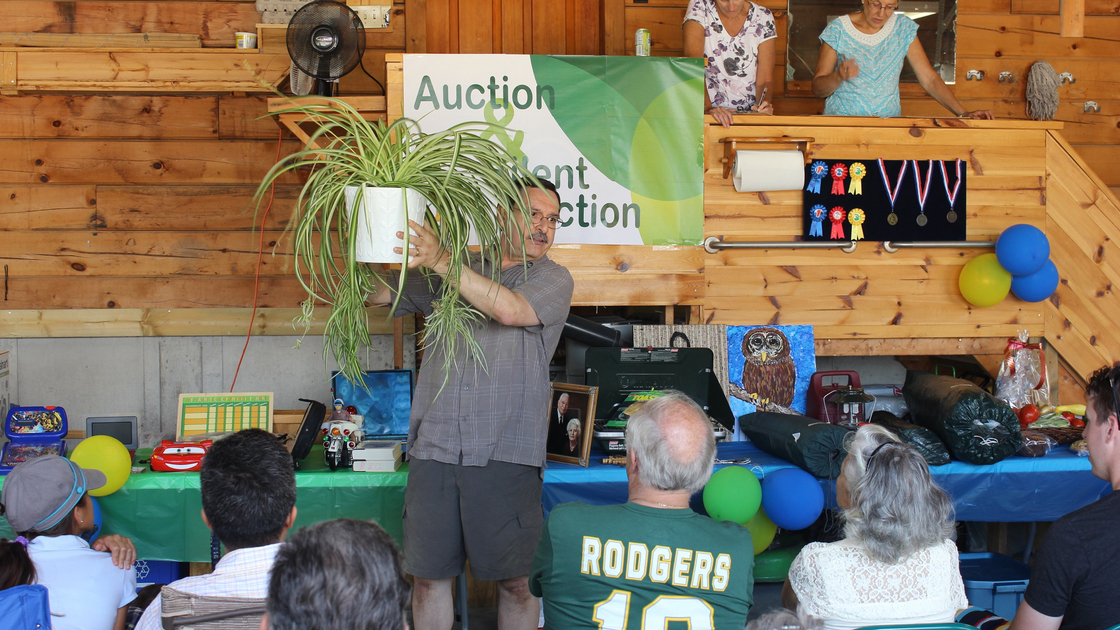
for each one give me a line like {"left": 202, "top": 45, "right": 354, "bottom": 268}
{"left": 374, "top": 178, "right": 573, "bottom": 630}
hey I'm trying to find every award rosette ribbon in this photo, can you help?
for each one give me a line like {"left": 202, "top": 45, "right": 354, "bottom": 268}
{"left": 848, "top": 162, "right": 866, "bottom": 195}
{"left": 848, "top": 208, "right": 866, "bottom": 240}
{"left": 830, "top": 163, "right": 848, "bottom": 195}
{"left": 809, "top": 204, "right": 826, "bottom": 237}
{"left": 807, "top": 160, "right": 828, "bottom": 194}
{"left": 829, "top": 206, "right": 847, "bottom": 239}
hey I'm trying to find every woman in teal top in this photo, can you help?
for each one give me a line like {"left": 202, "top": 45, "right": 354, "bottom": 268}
{"left": 812, "top": 0, "right": 992, "bottom": 119}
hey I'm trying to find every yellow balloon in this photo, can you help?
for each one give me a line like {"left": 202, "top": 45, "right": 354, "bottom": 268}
{"left": 959, "top": 253, "right": 1012, "bottom": 308}
{"left": 69, "top": 436, "right": 131, "bottom": 497}
{"left": 745, "top": 508, "right": 778, "bottom": 555}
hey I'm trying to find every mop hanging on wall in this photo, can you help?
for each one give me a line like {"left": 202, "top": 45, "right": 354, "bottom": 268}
{"left": 802, "top": 159, "right": 966, "bottom": 242}
{"left": 1025, "top": 61, "right": 1060, "bottom": 121}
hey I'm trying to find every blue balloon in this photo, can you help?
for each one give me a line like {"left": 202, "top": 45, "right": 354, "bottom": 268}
{"left": 89, "top": 496, "right": 103, "bottom": 543}
{"left": 761, "top": 468, "right": 825, "bottom": 531}
{"left": 996, "top": 224, "right": 1050, "bottom": 276}
{"left": 1011, "top": 259, "right": 1059, "bottom": 303}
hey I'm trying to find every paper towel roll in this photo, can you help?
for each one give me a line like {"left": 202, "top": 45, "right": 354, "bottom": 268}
{"left": 733, "top": 150, "right": 806, "bottom": 192}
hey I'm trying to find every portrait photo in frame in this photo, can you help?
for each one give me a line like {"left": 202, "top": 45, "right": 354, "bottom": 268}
{"left": 546, "top": 382, "right": 597, "bottom": 466}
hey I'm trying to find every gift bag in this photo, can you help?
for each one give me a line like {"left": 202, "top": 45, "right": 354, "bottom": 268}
{"left": 995, "top": 332, "right": 1049, "bottom": 411}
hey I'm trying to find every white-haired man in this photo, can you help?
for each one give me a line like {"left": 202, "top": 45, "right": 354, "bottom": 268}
{"left": 529, "top": 391, "right": 755, "bottom": 629}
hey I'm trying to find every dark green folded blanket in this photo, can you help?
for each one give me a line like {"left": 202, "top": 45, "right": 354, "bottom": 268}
{"left": 739, "top": 412, "right": 852, "bottom": 478}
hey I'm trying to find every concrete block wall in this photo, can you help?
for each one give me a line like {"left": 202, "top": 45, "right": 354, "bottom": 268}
{"left": 0, "top": 335, "right": 416, "bottom": 447}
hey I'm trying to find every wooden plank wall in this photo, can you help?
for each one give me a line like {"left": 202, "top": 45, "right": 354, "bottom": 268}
{"left": 604, "top": 0, "right": 1120, "bottom": 196}
{"left": 0, "top": 0, "right": 407, "bottom": 337}
{"left": 702, "top": 118, "right": 1050, "bottom": 343}
{"left": 405, "top": 0, "right": 601, "bottom": 54}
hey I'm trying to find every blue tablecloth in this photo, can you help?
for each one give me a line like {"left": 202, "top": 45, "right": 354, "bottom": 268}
{"left": 543, "top": 441, "right": 1112, "bottom": 522}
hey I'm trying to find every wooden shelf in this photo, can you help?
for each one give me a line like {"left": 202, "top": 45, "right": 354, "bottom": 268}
{"left": 1, "top": 48, "right": 291, "bottom": 94}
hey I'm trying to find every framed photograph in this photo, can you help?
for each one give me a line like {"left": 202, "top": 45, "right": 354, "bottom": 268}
{"left": 546, "top": 383, "right": 597, "bottom": 467}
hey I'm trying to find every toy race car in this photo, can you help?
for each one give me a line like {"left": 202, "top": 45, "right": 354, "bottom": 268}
{"left": 151, "top": 440, "right": 212, "bottom": 472}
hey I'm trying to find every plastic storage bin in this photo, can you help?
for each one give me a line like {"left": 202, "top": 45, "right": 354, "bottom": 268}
{"left": 133, "top": 559, "right": 186, "bottom": 590}
{"left": 959, "top": 552, "right": 1032, "bottom": 620}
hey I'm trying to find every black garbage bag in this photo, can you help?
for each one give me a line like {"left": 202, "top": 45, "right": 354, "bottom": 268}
{"left": 870, "top": 410, "right": 951, "bottom": 466}
{"left": 740, "top": 411, "right": 852, "bottom": 478}
{"left": 902, "top": 370, "right": 1021, "bottom": 465}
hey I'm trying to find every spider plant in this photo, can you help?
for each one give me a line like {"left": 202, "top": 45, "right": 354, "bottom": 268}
{"left": 254, "top": 96, "right": 539, "bottom": 386}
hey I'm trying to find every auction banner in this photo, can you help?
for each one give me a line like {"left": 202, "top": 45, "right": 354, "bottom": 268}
{"left": 403, "top": 54, "right": 705, "bottom": 246}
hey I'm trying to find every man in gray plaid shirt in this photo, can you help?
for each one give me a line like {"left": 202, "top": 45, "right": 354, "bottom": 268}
{"left": 374, "top": 178, "right": 573, "bottom": 630}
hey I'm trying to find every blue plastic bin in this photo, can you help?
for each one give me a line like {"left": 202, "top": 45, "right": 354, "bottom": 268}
{"left": 958, "top": 552, "right": 1031, "bottom": 620}
{"left": 134, "top": 560, "right": 186, "bottom": 590}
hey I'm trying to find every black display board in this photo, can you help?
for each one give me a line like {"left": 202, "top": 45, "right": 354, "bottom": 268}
{"left": 802, "top": 158, "right": 966, "bottom": 242}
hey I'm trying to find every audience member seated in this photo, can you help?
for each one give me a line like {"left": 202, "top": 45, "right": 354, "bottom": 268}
{"left": 530, "top": 391, "right": 756, "bottom": 629}
{"left": 782, "top": 424, "right": 967, "bottom": 629}
{"left": 1, "top": 455, "right": 137, "bottom": 630}
{"left": 748, "top": 609, "right": 824, "bottom": 630}
{"left": 0, "top": 536, "right": 51, "bottom": 630}
{"left": 1009, "top": 364, "right": 1120, "bottom": 630}
{"left": 136, "top": 428, "right": 297, "bottom": 630}
{"left": 263, "top": 518, "right": 411, "bottom": 630}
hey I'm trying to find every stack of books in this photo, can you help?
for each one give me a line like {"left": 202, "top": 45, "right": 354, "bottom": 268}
{"left": 352, "top": 440, "right": 403, "bottom": 472}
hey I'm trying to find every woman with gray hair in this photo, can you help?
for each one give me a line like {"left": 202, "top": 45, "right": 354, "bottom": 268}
{"left": 781, "top": 424, "right": 967, "bottom": 630}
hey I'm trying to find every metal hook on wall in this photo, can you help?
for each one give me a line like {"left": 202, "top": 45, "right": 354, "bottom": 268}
{"left": 998, "top": 71, "right": 1015, "bottom": 83}
{"left": 966, "top": 69, "right": 985, "bottom": 81}
{"left": 1084, "top": 101, "right": 1101, "bottom": 113}
{"left": 1060, "top": 72, "right": 1076, "bottom": 84}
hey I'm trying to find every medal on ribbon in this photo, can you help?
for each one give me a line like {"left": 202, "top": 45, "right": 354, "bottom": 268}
{"left": 848, "top": 208, "right": 866, "bottom": 240}
{"left": 807, "top": 160, "right": 828, "bottom": 194}
{"left": 848, "top": 162, "right": 866, "bottom": 195}
{"left": 809, "top": 204, "right": 826, "bottom": 237}
{"left": 829, "top": 207, "right": 847, "bottom": 239}
{"left": 912, "top": 159, "right": 933, "bottom": 227}
{"left": 878, "top": 159, "right": 906, "bottom": 226}
{"left": 941, "top": 158, "right": 963, "bottom": 223}
{"left": 830, "top": 163, "right": 848, "bottom": 195}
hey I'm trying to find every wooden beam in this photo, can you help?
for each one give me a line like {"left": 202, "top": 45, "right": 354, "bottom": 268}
{"left": 0, "top": 308, "right": 415, "bottom": 338}
{"left": 815, "top": 337, "right": 1011, "bottom": 356}
{"left": 1060, "top": 0, "right": 1086, "bottom": 36}
{"left": 0, "top": 33, "right": 202, "bottom": 47}
{"left": 14, "top": 50, "right": 291, "bottom": 92}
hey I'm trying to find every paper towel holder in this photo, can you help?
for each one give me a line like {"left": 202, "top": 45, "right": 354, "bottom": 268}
{"left": 719, "top": 136, "right": 814, "bottom": 179}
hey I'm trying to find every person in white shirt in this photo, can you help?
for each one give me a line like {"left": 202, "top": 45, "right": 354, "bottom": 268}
{"left": 136, "top": 429, "right": 297, "bottom": 630}
{"left": 782, "top": 424, "right": 968, "bottom": 630}
{"left": 1, "top": 455, "right": 138, "bottom": 630}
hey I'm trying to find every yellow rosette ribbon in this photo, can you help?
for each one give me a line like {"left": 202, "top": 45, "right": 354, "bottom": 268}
{"left": 849, "top": 208, "right": 866, "bottom": 240}
{"left": 848, "top": 162, "right": 866, "bottom": 195}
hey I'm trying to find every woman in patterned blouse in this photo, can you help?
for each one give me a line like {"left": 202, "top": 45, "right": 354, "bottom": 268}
{"left": 683, "top": 0, "right": 777, "bottom": 127}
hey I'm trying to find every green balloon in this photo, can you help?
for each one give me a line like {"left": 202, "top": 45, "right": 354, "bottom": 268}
{"left": 745, "top": 508, "right": 778, "bottom": 555}
{"left": 703, "top": 466, "right": 762, "bottom": 524}
{"left": 959, "top": 253, "right": 1012, "bottom": 308}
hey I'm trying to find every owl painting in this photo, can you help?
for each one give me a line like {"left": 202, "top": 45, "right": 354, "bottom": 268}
{"left": 737, "top": 327, "right": 797, "bottom": 407}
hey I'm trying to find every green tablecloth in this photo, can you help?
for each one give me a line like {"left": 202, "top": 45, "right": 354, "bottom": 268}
{"left": 0, "top": 446, "right": 407, "bottom": 562}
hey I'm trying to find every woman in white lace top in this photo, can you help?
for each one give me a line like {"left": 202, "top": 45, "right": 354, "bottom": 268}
{"left": 781, "top": 425, "right": 968, "bottom": 630}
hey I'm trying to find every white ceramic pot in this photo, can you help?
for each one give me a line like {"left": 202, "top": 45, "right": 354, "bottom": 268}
{"left": 344, "top": 186, "right": 429, "bottom": 263}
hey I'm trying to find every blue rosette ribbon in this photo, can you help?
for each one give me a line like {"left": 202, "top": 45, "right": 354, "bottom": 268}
{"left": 806, "top": 160, "right": 828, "bottom": 194}
{"left": 809, "top": 204, "right": 826, "bottom": 237}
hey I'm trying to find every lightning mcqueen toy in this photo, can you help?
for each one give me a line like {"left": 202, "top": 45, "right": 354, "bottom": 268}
{"left": 151, "top": 440, "right": 212, "bottom": 472}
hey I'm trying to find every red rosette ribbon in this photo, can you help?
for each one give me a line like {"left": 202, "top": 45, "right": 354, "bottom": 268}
{"left": 830, "top": 163, "right": 848, "bottom": 195}
{"left": 829, "top": 206, "right": 847, "bottom": 239}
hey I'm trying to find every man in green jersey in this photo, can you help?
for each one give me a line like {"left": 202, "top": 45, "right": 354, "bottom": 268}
{"left": 530, "top": 391, "right": 755, "bottom": 630}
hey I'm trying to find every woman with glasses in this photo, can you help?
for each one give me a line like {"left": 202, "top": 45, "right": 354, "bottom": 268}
{"left": 812, "top": 0, "right": 992, "bottom": 119}
{"left": 781, "top": 424, "right": 968, "bottom": 630}
{"left": 683, "top": 0, "right": 778, "bottom": 127}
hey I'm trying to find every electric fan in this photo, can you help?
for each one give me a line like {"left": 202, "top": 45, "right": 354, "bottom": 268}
{"left": 287, "top": 0, "right": 366, "bottom": 97}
